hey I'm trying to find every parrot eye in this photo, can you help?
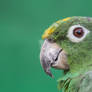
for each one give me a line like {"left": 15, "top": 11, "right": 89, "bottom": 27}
{"left": 73, "top": 27, "right": 84, "bottom": 38}
{"left": 67, "top": 25, "right": 90, "bottom": 43}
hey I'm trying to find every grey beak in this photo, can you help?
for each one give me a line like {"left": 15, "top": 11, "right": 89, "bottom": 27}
{"left": 40, "top": 40, "right": 62, "bottom": 77}
{"left": 40, "top": 55, "right": 53, "bottom": 77}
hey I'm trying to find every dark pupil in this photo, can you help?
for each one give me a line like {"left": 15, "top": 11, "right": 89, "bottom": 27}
{"left": 73, "top": 28, "right": 84, "bottom": 38}
{"left": 77, "top": 30, "right": 82, "bottom": 34}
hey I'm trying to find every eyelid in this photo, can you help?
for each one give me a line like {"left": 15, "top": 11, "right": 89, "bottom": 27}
{"left": 67, "top": 25, "right": 90, "bottom": 43}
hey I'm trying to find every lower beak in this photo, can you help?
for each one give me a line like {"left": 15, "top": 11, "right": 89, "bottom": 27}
{"left": 40, "top": 39, "right": 69, "bottom": 77}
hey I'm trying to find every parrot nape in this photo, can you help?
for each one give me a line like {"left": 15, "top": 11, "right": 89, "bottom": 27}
{"left": 40, "top": 16, "right": 92, "bottom": 92}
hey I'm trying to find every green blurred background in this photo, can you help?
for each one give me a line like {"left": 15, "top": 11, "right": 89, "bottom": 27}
{"left": 0, "top": 0, "right": 92, "bottom": 92}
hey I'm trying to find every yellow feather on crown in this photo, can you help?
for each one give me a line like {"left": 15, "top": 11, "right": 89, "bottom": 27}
{"left": 42, "top": 17, "right": 71, "bottom": 39}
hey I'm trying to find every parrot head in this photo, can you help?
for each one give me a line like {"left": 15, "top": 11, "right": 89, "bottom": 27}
{"left": 40, "top": 16, "right": 92, "bottom": 77}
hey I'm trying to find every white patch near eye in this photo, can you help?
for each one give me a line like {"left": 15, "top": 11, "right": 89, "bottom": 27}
{"left": 67, "top": 25, "right": 90, "bottom": 43}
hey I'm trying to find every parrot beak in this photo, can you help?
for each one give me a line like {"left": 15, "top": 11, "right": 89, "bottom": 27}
{"left": 40, "top": 39, "right": 69, "bottom": 77}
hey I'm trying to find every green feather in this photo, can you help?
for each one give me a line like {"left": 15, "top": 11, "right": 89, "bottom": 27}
{"left": 48, "top": 16, "right": 92, "bottom": 92}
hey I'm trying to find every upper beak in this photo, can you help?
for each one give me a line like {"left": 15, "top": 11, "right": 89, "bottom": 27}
{"left": 40, "top": 39, "right": 69, "bottom": 77}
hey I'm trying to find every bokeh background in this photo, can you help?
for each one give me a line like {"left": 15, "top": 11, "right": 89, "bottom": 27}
{"left": 0, "top": 0, "right": 92, "bottom": 92}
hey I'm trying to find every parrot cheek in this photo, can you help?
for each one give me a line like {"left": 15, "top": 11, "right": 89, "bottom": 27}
{"left": 40, "top": 39, "right": 69, "bottom": 77}
{"left": 52, "top": 50, "right": 69, "bottom": 70}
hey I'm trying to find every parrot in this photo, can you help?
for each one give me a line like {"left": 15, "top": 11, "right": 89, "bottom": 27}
{"left": 40, "top": 16, "right": 92, "bottom": 92}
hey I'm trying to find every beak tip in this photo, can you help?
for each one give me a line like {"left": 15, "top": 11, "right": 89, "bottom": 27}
{"left": 45, "top": 70, "right": 54, "bottom": 78}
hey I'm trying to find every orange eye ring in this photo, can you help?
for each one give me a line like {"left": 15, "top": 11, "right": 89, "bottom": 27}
{"left": 73, "top": 27, "right": 84, "bottom": 38}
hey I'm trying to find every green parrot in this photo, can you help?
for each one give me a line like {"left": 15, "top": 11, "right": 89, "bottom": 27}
{"left": 40, "top": 16, "right": 92, "bottom": 92}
